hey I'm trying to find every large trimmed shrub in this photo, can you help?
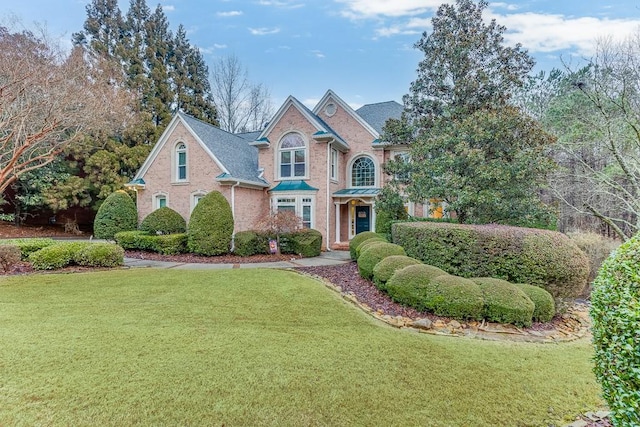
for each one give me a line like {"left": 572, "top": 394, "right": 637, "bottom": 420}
{"left": 93, "top": 190, "right": 138, "bottom": 240}
{"left": 392, "top": 222, "right": 590, "bottom": 298}
{"left": 29, "top": 241, "right": 91, "bottom": 270}
{"left": 75, "top": 243, "right": 124, "bottom": 267}
{"left": 591, "top": 233, "right": 640, "bottom": 425}
{"left": 349, "top": 231, "right": 380, "bottom": 260}
{"left": 385, "top": 267, "right": 484, "bottom": 320}
{"left": 471, "top": 277, "right": 535, "bottom": 327}
{"left": 357, "top": 242, "right": 405, "bottom": 280}
{"left": 286, "top": 229, "right": 322, "bottom": 257}
{"left": 187, "top": 191, "right": 234, "bottom": 256}
{"left": 114, "top": 231, "right": 187, "bottom": 255}
{"left": 372, "top": 255, "right": 421, "bottom": 290}
{"left": 517, "top": 283, "right": 555, "bottom": 322}
{"left": 385, "top": 264, "right": 448, "bottom": 310}
{"left": 139, "top": 207, "right": 186, "bottom": 235}
{"left": 0, "top": 238, "right": 55, "bottom": 259}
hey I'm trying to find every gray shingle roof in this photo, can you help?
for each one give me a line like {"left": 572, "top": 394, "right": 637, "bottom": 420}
{"left": 178, "top": 113, "right": 267, "bottom": 186}
{"left": 355, "top": 101, "right": 404, "bottom": 134}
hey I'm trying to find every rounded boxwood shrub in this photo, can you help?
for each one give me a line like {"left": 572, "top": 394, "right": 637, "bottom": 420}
{"left": 349, "top": 231, "right": 381, "bottom": 260}
{"left": 0, "top": 238, "right": 55, "bottom": 259}
{"left": 288, "top": 229, "right": 322, "bottom": 257}
{"left": 139, "top": 207, "right": 186, "bottom": 235}
{"left": 471, "top": 277, "right": 535, "bottom": 327}
{"left": 29, "top": 241, "right": 91, "bottom": 270}
{"left": 355, "top": 237, "right": 387, "bottom": 260}
{"left": 516, "top": 283, "right": 555, "bottom": 323}
{"left": 372, "top": 255, "right": 421, "bottom": 290}
{"left": 93, "top": 190, "right": 138, "bottom": 240}
{"left": 591, "top": 234, "right": 640, "bottom": 426}
{"left": 385, "top": 264, "right": 449, "bottom": 310}
{"left": 428, "top": 275, "right": 485, "bottom": 320}
{"left": 357, "top": 242, "right": 405, "bottom": 280}
{"left": 75, "top": 243, "right": 124, "bottom": 267}
{"left": 187, "top": 191, "right": 234, "bottom": 256}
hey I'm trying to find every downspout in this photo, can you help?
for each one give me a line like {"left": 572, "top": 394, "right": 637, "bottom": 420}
{"left": 326, "top": 141, "right": 332, "bottom": 251}
{"left": 231, "top": 181, "right": 240, "bottom": 251}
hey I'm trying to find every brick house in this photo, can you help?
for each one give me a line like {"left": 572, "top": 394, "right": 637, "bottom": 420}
{"left": 127, "top": 89, "right": 431, "bottom": 250}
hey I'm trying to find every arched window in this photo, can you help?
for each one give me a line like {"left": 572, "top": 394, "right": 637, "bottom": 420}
{"left": 351, "top": 156, "right": 375, "bottom": 187}
{"left": 278, "top": 133, "right": 306, "bottom": 178}
{"left": 176, "top": 143, "right": 187, "bottom": 181}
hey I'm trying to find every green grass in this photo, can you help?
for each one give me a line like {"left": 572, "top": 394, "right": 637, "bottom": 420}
{"left": 0, "top": 269, "right": 602, "bottom": 426}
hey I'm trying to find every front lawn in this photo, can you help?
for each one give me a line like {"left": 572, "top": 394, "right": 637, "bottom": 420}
{"left": 0, "top": 269, "right": 601, "bottom": 426}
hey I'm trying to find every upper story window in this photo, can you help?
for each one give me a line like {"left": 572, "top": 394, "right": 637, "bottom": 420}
{"left": 394, "top": 152, "right": 410, "bottom": 183}
{"left": 330, "top": 148, "right": 338, "bottom": 181}
{"left": 176, "top": 142, "right": 187, "bottom": 181}
{"left": 279, "top": 133, "right": 306, "bottom": 179}
{"left": 351, "top": 156, "right": 375, "bottom": 187}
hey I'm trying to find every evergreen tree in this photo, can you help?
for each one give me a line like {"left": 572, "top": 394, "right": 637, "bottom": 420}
{"left": 384, "top": 0, "right": 555, "bottom": 227}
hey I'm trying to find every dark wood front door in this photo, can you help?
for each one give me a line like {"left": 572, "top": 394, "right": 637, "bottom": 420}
{"left": 355, "top": 206, "right": 371, "bottom": 235}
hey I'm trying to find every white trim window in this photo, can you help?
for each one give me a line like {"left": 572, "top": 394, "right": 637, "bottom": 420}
{"left": 154, "top": 193, "right": 167, "bottom": 210}
{"left": 191, "top": 192, "right": 206, "bottom": 213}
{"left": 330, "top": 148, "right": 338, "bottom": 181}
{"left": 274, "top": 195, "right": 314, "bottom": 229}
{"left": 278, "top": 133, "right": 307, "bottom": 179}
{"left": 175, "top": 142, "right": 187, "bottom": 181}
{"left": 351, "top": 156, "right": 376, "bottom": 187}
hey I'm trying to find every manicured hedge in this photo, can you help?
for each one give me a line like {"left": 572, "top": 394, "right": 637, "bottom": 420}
{"left": 187, "top": 191, "right": 234, "bottom": 256}
{"left": 233, "top": 229, "right": 322, "bottom": 257}
{"left": 93, "top": 190, "right": 138, "bottom": 240}
{"left": 349, "top": 231, "right": 381, "bottom": 260}
{"left": 139, "top": 207, "right": 186, "bottom": 235}
{"left": 517, "top": 283, "right": 555, "bottom": 322}
{"left": 357, "top": 242, "right": 405, "bottom": 280}
{"left": 29, "top": 241, "right": 124, "bottom": 270}
{"left": 233, "top": 231, "right": 268, "bottom": 257}
{"left": 591, "top": 233, "right": 640, "bottom": 426}
{"left": 372, "top": 255, "right": 421, "bottom": 290}
{"left": 285, "top": 229, "right": 322, "bottom": 257}
{"left": 114, "top": 231, "right": 187, "bottom": 255}
{"left": 385, "top": 267, "right": 484, "bottom": 320}
{"left": 0, "top": 238, "right": 55, "bottom": 259}
{"left": 392, "top": 222, "right": 590, "bottom": 298}
{"left": 471, "top": 277, "right": 535, "bottom": 327}
{"left": 355, "top": 237, "right": 387, "bottom": 260}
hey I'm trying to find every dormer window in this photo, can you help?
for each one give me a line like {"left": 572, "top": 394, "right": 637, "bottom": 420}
{"left": 278, "top": 133, "right": 306, "bottom": 179}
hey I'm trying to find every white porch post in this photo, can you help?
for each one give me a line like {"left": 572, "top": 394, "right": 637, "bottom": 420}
{"left": 334, "top": 203, "right": 341, "bottom": 244}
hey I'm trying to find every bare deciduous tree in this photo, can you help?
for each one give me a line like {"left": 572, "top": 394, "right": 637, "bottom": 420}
{"left": 210, "top": 54, "right": 273, "bottom": 133}
{"left": 548, "top": 31, "right": 640, "bottom": 240}
{"left": 0, "top": 25, "right": 133, "bottom": 196}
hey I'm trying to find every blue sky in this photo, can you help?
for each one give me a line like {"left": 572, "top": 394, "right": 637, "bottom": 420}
{"left": 3, "top": 0, "right": 640, "bottom": 109}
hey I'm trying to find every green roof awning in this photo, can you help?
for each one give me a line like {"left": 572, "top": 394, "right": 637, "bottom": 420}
{"left": 125, "top": 178, "right": 146, "bottom": 189}
{"left": 333, "top": 188, "right": 380, "bottom": 197}
{"left": 269, "top": 180, "right": 318, "bottom": 192}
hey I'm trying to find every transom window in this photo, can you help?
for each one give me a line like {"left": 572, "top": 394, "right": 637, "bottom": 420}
{"left": 279, "top": 133, "right": 306, "bottom": 178}
{"left": 351, "top": 156, "right": 375, "bottom": 187}
{"left": 176, "top": 143, "right": 187, "bottom": 181}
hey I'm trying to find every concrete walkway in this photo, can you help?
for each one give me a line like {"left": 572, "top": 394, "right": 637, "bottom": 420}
{"left": 124, "top": 250, "right": 351, "bottom": 270}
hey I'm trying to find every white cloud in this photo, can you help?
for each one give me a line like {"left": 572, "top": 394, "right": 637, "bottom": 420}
{"left": 199, "top": 44, "right": 228, "bottom": 55}
{"left": 311, "top": 50, "right": 325, "bottom": 58}
{"left": 335, "top": 0, "right": 449, "bottom": 19}
{"left": 489, "top": 11, "right": 640, "bottom": 55}
{"left": 162, "top": 5, "right": 175, "bottom": 12}
{"left": 257, "top": 0, "right": 304, "bottom": 9}
{"left": 217, "top": 11, "right": 243, "bottom": 17}
{"left": 249, "top": 27, "right": 281, "bottom": 36}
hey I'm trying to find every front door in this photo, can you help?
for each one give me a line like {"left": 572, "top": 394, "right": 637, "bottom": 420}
{"left": 355, "top": 206, "right": 371, "bottom": 235}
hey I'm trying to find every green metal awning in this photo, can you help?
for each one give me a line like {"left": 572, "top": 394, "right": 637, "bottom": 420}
{"left": 125, "top": 178, "right": 146, "bottom": 189}
{"left": 333, "top": 188, "right": 380, "bottom": 197}
{"left": 269, "top": 180, "right": 319, "bottom": 192}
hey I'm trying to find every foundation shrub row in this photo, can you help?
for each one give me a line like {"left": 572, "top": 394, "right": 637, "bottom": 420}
{"left": 232, "top": 229, "right": 322, "bottom": 258}
{"left": 352, "top": 230, "right": 555, "bottom": 327}
{"left": 27, "top": 241, "right": 124, "bottom": 270}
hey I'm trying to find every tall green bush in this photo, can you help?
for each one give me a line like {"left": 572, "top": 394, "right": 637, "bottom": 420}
{"left": 93, "top": 190, "right": 138, "bottom": 240}
{"left": 139, "top": 207, "right": 186, "bottom": 235}
{"left": 591, "top": 234, "right": 640, "bottom": 425}
{"left": 187, "top": 191, "right": 234, "bottom": 256}
{"left": 392, "top": 222, "right": 589, "bottom": 298}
